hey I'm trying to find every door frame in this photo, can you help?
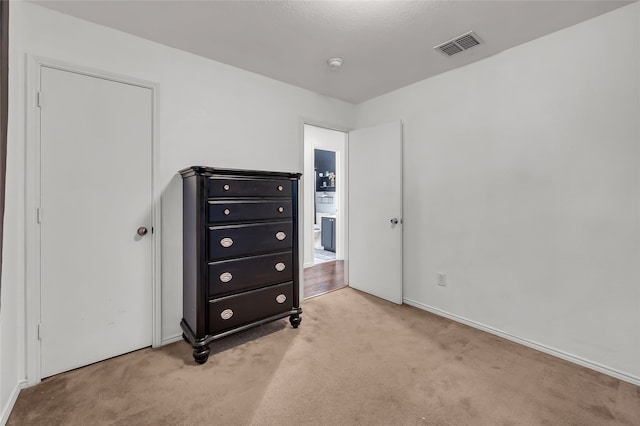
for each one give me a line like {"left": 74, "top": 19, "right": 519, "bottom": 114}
{"left": 300, "top": 118, "right": 351, "bottom": 300}
{"left": 25, "top": 56, "right": 161, "bottom": 385}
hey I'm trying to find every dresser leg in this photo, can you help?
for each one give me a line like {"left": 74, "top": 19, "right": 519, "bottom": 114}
{"left": 192, "top": 345, "right": 210, "bottom": 364}
{"left": 289, "top": 314, "right": 302, "bottom": 329}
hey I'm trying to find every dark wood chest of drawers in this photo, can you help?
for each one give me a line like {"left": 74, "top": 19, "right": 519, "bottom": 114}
{"left": 179, "top": 166, "right": 302, "bottom": 363}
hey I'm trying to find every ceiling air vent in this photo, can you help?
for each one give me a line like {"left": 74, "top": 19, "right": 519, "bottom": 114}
{"left": 434, "top": 31, "right": 481, "bottom": 56}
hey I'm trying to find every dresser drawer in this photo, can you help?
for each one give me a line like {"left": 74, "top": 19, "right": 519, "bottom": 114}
{"left": 208, "top": 177, "right": 291, "bottom": 198}
{"left": 207, "top": 199, "right": 292, "bottom": 224}
{"left": 208, "top": 221, "right": 293, "bottom": 259}
{"left": 208, "top": 251, "right": 293, "bottom": 297}
{"left": 208, "top": 282, "right": 294, "bottom": 333}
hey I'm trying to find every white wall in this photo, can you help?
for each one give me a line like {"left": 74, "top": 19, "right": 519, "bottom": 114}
{"left": 1, "top": 1, "right": 356, "bottom": 411}
{"left": 357, "top": 3, "right": 640, "bottom": 383}
{"left": 1, "top": 2, "right": 28, "bottom": 422}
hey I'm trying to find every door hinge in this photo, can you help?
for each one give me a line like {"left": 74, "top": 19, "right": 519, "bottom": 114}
{"left": 37, "top": 323, "right": 43, "bottom": 340}
{"left": 36, "top": 207, "right": 42, "bottom": 224}
{"left": 36, "top": 91, "right": 42, "bottom": 108}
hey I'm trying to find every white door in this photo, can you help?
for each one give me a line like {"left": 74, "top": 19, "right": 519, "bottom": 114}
{"left": 348, "top": 121, "right": 403, "bottom": 304}
{"left": 39, "top": 66, "right": 153, "bottom": 377}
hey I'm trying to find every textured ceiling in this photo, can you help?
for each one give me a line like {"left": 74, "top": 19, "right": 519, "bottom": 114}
{"left": 32, "top": 1, "right": 633, "bottom": 104}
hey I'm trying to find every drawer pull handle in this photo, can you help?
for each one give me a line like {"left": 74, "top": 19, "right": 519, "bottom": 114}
{"left": 275, "top": 262, "right": 286, "bottom": 272}
{"left": 278, "top": 206, "right": 284, "bottom": 213}
{"left": 223, "top": 184, "right": 230, "bottom": 191}
{"left": 275, "top": 294, "right": 287, "bottom": 304}
{"left": 220, "top": 237, "right": 234, "bottom": 248}
{"left": 277, "top": 185, "right": 283, "bottom": 191}
{"left": 220, "top": 309, "right": 234, "bottom": 320}
{"left": 219, "top": 272, "right": 233, "bottom": 283}
{"left": 275, "top": 232, "right": 286, "bottom": 241}
{"left": 224, "top": 208, "right": 230, "bottom": 215}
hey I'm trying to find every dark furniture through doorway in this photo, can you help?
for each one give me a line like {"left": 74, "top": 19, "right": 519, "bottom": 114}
{"left": 321, "top": 216, "right": 336, "bottom": 252}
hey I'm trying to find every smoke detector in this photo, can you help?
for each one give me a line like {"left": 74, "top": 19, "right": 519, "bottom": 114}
{"left": 434, "top": 31, "right": 481, "bottom": 56}
{"left": 327, "top": 57, "right": 343, "bottom": 70}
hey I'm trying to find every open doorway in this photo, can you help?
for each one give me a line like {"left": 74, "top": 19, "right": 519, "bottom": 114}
{"left": 303, "top": 124, "right": 347, "bottom": 299}
{"left": 314, "top": 148, "right": 337, "bottom": 263}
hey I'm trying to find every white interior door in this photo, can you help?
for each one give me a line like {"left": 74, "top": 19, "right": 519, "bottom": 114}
{"left": 348, "top": 121, "right": 403, "bottom": 304}
{"left": 39, "top": 66, "right": 153, "bottom": 377}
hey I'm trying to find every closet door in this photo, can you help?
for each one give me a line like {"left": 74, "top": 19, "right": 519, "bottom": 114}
{"left": 39, "top": 66, "right": 153, "bottom": 377}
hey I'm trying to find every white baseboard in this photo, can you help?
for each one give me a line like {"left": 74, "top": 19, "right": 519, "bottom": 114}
{"left": 303, "top": 261, "right": 314, "bottom": 268}
{"left": 1, "top": 380, "right": 27, "bottom": 426}
{"left": 161, "top": 334, "right": 183, "bottom": 346}
{"left": 403, "top": 298, "right": 640, "bottom": 387}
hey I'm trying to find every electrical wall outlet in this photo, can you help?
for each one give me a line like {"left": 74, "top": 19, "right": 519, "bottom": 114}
{"left": 437, "top": 273, "right": 447, "bottom": 287}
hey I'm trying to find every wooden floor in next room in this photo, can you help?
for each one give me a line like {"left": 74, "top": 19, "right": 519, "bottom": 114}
{"left": 303, "top": 260, "right": 346, "bottom": 299}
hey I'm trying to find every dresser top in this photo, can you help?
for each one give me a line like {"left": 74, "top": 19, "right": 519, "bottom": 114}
{"left": 179, "top": 166, "right": 302, "bottom": 179}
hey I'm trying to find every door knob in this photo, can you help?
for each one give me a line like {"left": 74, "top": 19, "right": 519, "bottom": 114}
{"left": 137, "top": 227, "right": 148, "bottom": 236}
{"left": 390, "top": 218, "right": 399, "bottom": 225}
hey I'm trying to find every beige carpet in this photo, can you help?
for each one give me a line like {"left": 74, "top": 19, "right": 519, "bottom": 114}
{"left": 8, "top": 288, "right": 640, "bottom": 425}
